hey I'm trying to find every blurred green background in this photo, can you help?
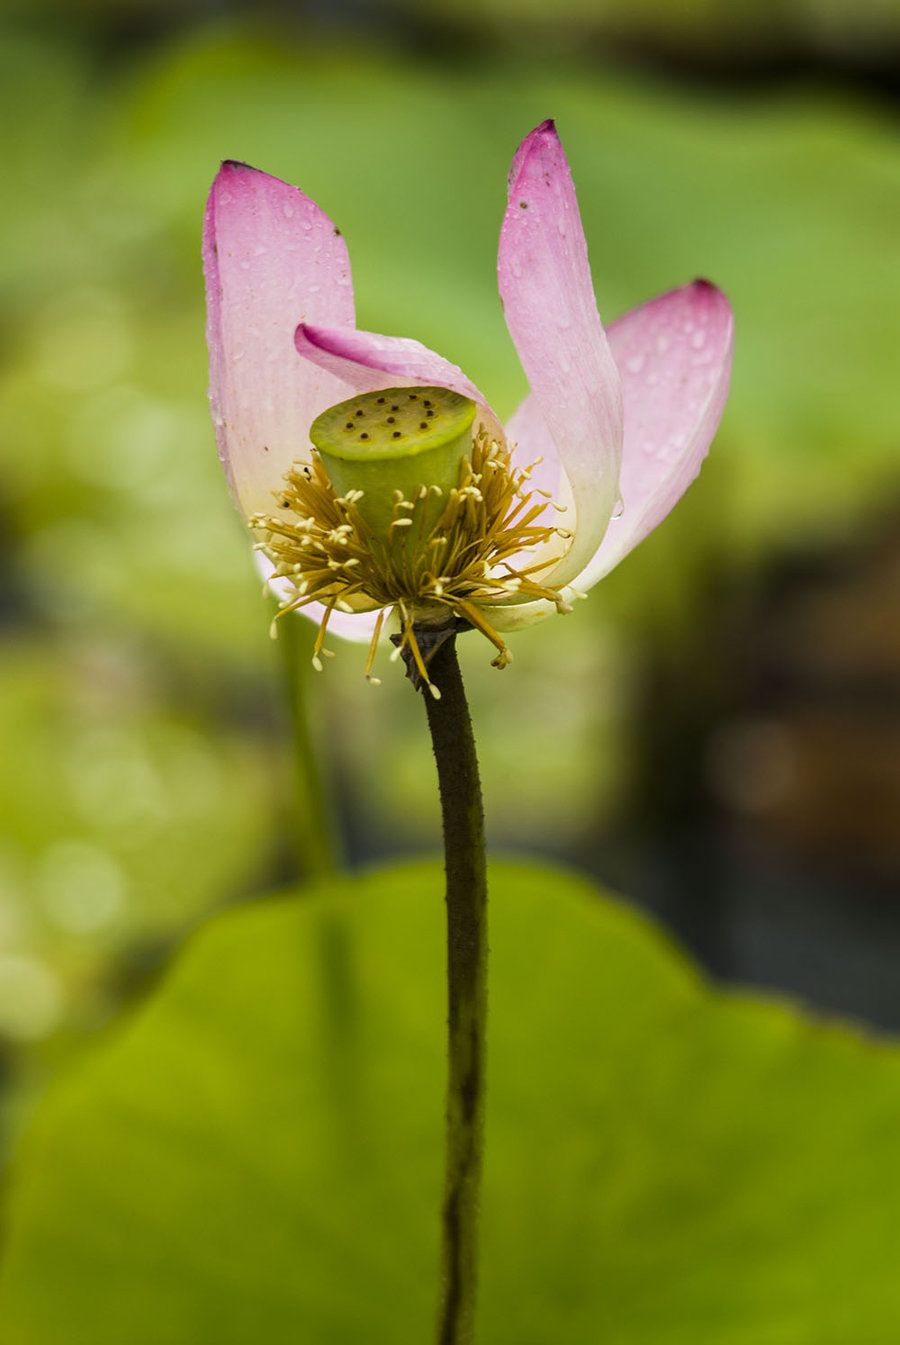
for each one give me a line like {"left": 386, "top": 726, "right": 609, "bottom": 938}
{"left": 1, "top": 0, "right": 900, "bottom": 1167}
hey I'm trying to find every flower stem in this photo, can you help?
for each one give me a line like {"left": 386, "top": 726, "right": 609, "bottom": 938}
{"left": 422, "top": 634, "right": 488, "bottom": 1345}
{"left": 275, "top": 607, "right": 339, "bottom": 880}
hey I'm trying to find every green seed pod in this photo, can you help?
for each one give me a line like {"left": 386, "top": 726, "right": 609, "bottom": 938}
{"left": 310, "top": 386, "right": 477, "bottom": 540}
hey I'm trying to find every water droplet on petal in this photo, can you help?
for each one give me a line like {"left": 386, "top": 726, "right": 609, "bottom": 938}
{"left": 625, "top": 353, "right": 645, "bottom": 375}
{"left": 283, "top": 201, "right": 295, "bottom": 219}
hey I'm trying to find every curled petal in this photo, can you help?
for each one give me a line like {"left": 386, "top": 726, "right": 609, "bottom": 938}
{"left": 295, "top": 323, "right": 503, "bottom": 441}
{"left": 499, "top": 120, "right": 624, "bottom": 588}
{"left": 299, "top": 604, "right": 382, "bottom": 643}
{"left": 479, "top": 594, "right": 564, "bottom": 632}
{"left": 203, "top": 162, "right": 355, "bottom": 521}
{"left": 575, "top": 280, "right": 734, "bottom": 589}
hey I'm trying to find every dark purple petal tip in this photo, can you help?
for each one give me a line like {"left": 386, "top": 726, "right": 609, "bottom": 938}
{"left": 220, "top": 159, "right": 259, "bottom": 175}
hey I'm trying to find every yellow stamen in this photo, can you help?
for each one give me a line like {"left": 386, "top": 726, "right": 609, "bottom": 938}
{"left": 311, "top": 600, "right": 337, "bottom": 671}
{"left": 253, "top": 422, "right": 570, "bottom": 681}
{"left": 452, "top": 598, "right": 512, "bottom": 669}
{"left": 365, "top": 608, "right": 386, "bottom": 684}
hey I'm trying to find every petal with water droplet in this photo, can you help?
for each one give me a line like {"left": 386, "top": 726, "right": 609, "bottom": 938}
{"left": 499, "top": 120, "right": 624, "bottom": 589}
{"left": 203, "top": 162, "right": 356, "bottom": 522}
{"left": 574, "top": 280, "right": 734, "bottom": 588}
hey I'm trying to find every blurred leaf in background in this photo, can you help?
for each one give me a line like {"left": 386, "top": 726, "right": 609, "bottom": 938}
{"left": 2, "top": 863, "right": 900, "bottom": 1342}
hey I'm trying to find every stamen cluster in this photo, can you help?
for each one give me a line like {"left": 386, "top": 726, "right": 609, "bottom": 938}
{"left": 250, "top": 430, "right": 572, "bottom": 694}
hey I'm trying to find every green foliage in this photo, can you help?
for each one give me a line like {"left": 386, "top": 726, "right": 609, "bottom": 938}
{"left": 2, "top": 860, "right": 899, "bottom": 1342}
{"left": 0, "top": 639, "right": 277, "bottom": 1052}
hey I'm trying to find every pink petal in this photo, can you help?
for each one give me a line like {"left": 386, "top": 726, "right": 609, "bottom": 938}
{"left": 294, "top": 323, "right": 503, "bottom": 441}
{"left": 294, "top": 604, "right": 382, "bottom": 644}
{"left": 505, "top": 394, "right": 564, "bottom": 504}
{"left": 498, "top": 120, "right": 624, "bottom": 588}
{"left": 575, "top": 280, "right": 734, "bottom": 589}
{"left": 203, "top": 162, "right": 356, "bottom": 521}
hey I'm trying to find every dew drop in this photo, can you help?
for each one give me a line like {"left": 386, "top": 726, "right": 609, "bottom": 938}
{"left": 612, "top": 494, "right": 625, "bottom": 519}
{"left": 691, "top": 329, "right": 706, "bottom": 350}
{"left": 283, "top": 202, "right": 295, "bottom": 219}
{"left": 625, "top": 353, "right": 645, "bottom": 375}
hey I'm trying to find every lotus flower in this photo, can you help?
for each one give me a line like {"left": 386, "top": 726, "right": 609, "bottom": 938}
{"left": 203, "top": 120, "right": 733, "bottom": 685}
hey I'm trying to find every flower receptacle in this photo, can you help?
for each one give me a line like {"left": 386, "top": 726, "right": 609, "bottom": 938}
{"left": 310, "top": 386, "right": 477, "bottom": 541}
